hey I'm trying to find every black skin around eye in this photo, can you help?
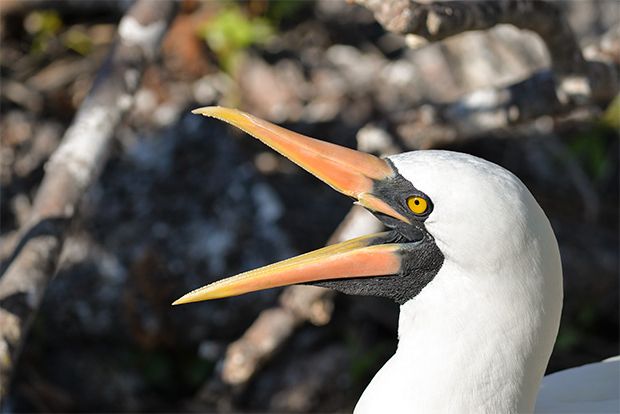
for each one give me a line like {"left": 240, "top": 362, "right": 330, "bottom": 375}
{"left": 373, "top": 159, "right": 434, "bottom": 221}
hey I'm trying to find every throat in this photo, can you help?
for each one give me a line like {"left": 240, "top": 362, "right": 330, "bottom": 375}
{"left": 355, "top": 265, "right": 560, "bottom": 414}
{"left": 390, "top": 304, "right": 528, "bottom": 412}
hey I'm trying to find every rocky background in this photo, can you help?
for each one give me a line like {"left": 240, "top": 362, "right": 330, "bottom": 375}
{"left": 1, "top": 1, "right": 618, "bottom": 412}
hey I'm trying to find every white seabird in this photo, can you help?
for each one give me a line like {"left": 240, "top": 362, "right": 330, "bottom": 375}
{"left": 174, "top": 107, "right": 619, "bottom": 414}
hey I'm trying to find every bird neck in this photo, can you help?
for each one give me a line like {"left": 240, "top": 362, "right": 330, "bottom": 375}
{"left": 355, "top": 260, "right": 562, "bottom": 414}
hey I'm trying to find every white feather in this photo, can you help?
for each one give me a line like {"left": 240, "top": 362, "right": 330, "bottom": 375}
{"left": 535, "top": 357, "right": 620, "bottom": 413}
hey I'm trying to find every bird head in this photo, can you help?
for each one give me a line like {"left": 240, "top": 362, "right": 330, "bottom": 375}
{"left": 173, "top": 107, "right": 559, "bottom": 307}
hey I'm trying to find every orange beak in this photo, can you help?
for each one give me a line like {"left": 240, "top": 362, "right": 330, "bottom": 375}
{"left": 172, "top": 107, "right": 409, "bottom": 305}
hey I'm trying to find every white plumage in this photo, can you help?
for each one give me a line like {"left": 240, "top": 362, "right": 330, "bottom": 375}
{"left": 536, "top": 356, "right": 620, "bottom": 413}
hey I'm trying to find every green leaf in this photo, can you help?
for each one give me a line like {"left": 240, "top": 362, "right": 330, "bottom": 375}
{"left": 198, "top": 5, "right": 274, "bottom": 73}
{"left": 63, "top": 27, "right": 93, "bottom": 56}
{"left": 602, "top": 94, "right": 620, "bottom": 130}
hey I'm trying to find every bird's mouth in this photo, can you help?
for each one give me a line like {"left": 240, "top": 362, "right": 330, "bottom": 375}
{"left": 173, "top": 107, "right": 413, "bottom": 305}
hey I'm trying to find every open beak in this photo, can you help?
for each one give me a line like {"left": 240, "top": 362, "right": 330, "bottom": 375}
{"left": 173, "top": 107, "right": 409, "bottom": 305}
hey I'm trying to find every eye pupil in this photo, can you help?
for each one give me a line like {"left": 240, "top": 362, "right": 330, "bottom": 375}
{"left": 414, "top": 200, "right": 420, "bottom": 205}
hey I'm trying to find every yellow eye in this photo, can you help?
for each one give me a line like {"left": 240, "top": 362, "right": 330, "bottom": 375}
{"left": 407, "top": 196, "right": 428, "bottom": 215}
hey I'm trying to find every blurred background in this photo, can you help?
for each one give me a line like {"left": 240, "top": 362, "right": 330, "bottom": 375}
{"left": 1, "top": 0, "right": 618, "bottom": 412}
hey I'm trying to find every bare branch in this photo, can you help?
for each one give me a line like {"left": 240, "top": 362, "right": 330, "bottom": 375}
{"left": 356, "top": 0, "right": 619, "bottom": 110}
{"left": 193, "top": 207, "right": 384, "bottom": 411}
{"left": 218, "top": 207, "right": 383, "bottom": 388}
{"left": 192, "top": 207, "right": 381, "bottom": 411}
{"left": 394, "top": 24, "right": 619, "bottom": 148}
{"left": 357, "top": 1, "right": 583, "bottom": 73}
{"left": 0, "top": 0, "right": 177, "bottom": 399}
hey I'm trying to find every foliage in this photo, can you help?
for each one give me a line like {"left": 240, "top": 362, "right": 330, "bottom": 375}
{"left": 63, "top": 26, "right": 93, "bottom": 56}
{"left": 601, "top": 94, "right": 620, "bottom": 131}
{"left": 346, "top": 331, "right": 394, "bottom": 387}
{"left": 198, "top": 5, "right": 274, "bottom": 73}
{"left": 568, "top": 130, "right": 609, "bottom": 180}
{"left": 24, "top": 10, "right": 93, "bottom": 56}
{"left": 264, "top": 0, "right": 311, "bottom": 25}
{"left": 24, "top": 10, "right": 63, "bottom": 54}
{"left": 567, "top": 97, "right": 620, "bottom": 181}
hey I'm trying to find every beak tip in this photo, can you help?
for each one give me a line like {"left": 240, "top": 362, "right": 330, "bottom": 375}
{"left": 171, "top": 295, "right": 193, "bottom": 306}
{"left": 192, "top": 106, "right": 233, "bottom": 118}
{"left": 191, "top": 106, "right": 212, "bottom": 115}
{"left": 172, "top": 286, "right": 219, "bottom": 305}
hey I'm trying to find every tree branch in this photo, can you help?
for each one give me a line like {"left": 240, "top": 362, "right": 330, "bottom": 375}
{"left": 393, "top": 25, "right": 619, "bottom": 149}
{"left": 222, "top": 206, "right": 382, "bottom": 387}
{"left": 356, "top": 0, "right": 619, "bottom": 111}
{"left": 194, "top": 208, "right": 384, "bottom": 410}
{"left": 0, "top": 0, "right": 177, "bottom": 400}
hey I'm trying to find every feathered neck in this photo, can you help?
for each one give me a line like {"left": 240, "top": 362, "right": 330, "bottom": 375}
{"left": 354, "top": 258, "right": 562, "bottom": 413}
